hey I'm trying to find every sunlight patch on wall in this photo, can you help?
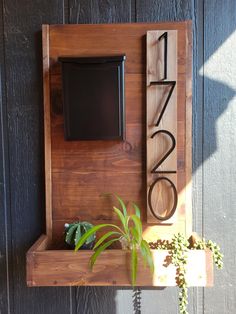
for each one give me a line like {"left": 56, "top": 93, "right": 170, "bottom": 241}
{"left": 200, "top": 30, "right": 236, "bottom": 91}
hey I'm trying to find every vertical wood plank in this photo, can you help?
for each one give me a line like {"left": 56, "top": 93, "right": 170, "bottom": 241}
{"left": 136, "top": 0, "right": 191, "bottom": 22}
{"left": 185, "top": 20, "right": 193, "bottom": 240}
{"left": 146, "top": 30, "right": 178, "bottom": 223}
{"left": 0, "top": 1, "right": 11, "bottom": 312}
{"left": 0, "top": 74, "right": 10, "bottom": 314}
{"left": 192, "top": 0, "right": 204, "bottom": 312}
{"left": 136, "top": 1, "right": 193, "bottom": 313}
{"left": 3, "top": 1, "right": 72, "bottom": 313}
{"left": 69, "top": 1, "right": 132, "bottom": 313}
{"left": 69, "top": 0, "right": 131, "bottom": 24}
{"left": 203, "top": 1, "right": 236, "bottom": 313}
{"left": 42, "top": 25, "right": 52, "bottom": 239}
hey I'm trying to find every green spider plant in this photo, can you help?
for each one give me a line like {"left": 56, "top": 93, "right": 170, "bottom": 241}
{"left": 74, "top": 194, "right": 154, "bottom": 286}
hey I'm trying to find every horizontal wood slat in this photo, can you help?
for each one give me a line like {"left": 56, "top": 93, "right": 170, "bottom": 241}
{"left": 27, "top": 235, "right": 213, "bottom": 287}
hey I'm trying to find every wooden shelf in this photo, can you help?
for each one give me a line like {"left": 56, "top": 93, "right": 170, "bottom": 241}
{"left": 27, "top": 235, "right": 213, "bottom": 287}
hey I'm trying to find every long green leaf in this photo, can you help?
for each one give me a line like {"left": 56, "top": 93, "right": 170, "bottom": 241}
{"left": 131, "top": 245, "right": 138, "bottom": 286}
{"left": 113, "top": 206, "right": 126, "bottom": 230}
{"left": 140, "top": 240, "right": 154, "bottom": 273}
{"left": 82, "top": 222, "right": 95, "bottom": 244}
{"left": 90, "top": 238, "right": 120, "bottom": 269}
{"left": 130, "top": 215, "right": 142, "bottom": 241}
{"left": 140, "top": 242, "right": 147, "bottom": 268}
{"left": 93, "top": 231, "right": 121, "bottom": 250}
{"left": 132, "top": 202, "right": 141, "bottom": 218}
{"left": 74, "top": 224, "right": 123, "bottom": 251}
{"left": 130, "top": 227, "right": 139, "bottom": 244}
{"left": 114, "top": 194, "right": 127, "bottom": 217}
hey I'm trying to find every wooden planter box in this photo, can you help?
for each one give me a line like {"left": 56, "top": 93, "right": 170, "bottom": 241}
{"left": 27, "top": 235, "right": 213, "bottom": 287}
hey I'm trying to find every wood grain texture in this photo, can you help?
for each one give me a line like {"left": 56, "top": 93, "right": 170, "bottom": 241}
{"left": 47, "top": 22, "right": 191, "bottom": 243}
{"left": 2, "top": 0, "right": 234, "bottom": 313}
{"left": 2, "top": 1, "right": 72, "bottom": 314}
{"left": 27, "top": 234, "right": 213, "bottom": 287}
{"left": 42, "top": 25, "right": 53, "bottom": 239}
{"left": 136, "top": 1, "right": 194, "bottom": 313}
{"left": 68, "top": 2, "right": 133, "bottom": 314}
{"left": 146, "top": 30, "right": 178, "bottom": 224}
{"left": 27, "top": 22, "right": 207, "bottom": 290}
{"left": 203, "top": 1, "right": 236, "bottom": 313}
{"left": 185, "top": 20, "right": 193, "bottom": 236}
{"left": 0, "top": 1, "right": 10, "bottom": 311}
{"left": 191, "top": 1, "right": 204, "bottom": 313}
{"left": 136, "top": 0, "right": 191, "bottom": 22}
{"left": 69, "top": 0, "right": 131, "bottom": 24}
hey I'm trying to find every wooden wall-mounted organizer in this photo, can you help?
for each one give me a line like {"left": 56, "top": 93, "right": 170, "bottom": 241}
{"left": 27, "top": 22, "right": 213, "bottom": 287}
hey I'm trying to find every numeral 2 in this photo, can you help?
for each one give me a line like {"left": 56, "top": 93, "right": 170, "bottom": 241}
{"left": 150, "top": 130, "right": 176, "bottom": 174}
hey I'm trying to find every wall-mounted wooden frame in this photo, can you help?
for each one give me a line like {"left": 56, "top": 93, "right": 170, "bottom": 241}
{"left": 26, "top": 22, "right": 213, "bottom": 287}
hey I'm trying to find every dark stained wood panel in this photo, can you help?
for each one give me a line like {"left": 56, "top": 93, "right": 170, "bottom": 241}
{"left": 136, "top": 0, "right": 191, "bottom": 22}
{"left": 0, "top": 1, "right": 10, "bottom": 312}
{"left": 2, "top": 1, "right": 72, "bottom": 314}
{"left": 69, "top": 0, "right": 131, "bottom": 24}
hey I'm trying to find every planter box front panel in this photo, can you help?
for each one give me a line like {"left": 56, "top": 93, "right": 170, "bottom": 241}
{"left": 27, "top": 236, "right": 213, "bottom": 287}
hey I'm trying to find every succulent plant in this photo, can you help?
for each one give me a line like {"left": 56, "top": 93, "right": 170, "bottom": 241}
{"left": 64, "top": 221, "right": 95, "bottom": 249}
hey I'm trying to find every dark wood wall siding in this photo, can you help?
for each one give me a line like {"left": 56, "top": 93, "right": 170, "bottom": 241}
{"left": 0, "top": 0, "right": 235, "bottom": 313}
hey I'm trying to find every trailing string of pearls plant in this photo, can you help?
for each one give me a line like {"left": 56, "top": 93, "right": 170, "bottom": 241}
{"left": 149, "top": 233, "right": 223, "bottom": 314}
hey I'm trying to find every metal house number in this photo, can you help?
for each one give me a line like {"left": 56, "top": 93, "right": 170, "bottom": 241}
{"left": 147, "top": 31, "right": 178, "bottom": 222}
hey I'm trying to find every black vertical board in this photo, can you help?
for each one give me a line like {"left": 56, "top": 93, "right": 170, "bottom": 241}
{"left": 69, "top": 1, "right": 132, "bottom": 313}
{"left": 69, "top": 0, "right": 131, "bottom": 24}
{"left": 0, "top": 1, "right": 10, "bottom": 312}
{"left": 136, "top": 1, "right": 194, "bottom": 313}
{"left": 203, "top": 0, "right": 236, "bottom": 313}
{"left": 0, "top": 72, "right": 10, "bottom": 314}
{"left": 136, "top": 0, "right": 191, "bottom": 22}
{"left": 3, "top": 1, "right": 71, "bottom": 313}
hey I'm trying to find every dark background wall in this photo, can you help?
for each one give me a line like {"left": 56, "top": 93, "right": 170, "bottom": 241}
{"left": 0, "top": 0, "right": 235, "bottom": 313}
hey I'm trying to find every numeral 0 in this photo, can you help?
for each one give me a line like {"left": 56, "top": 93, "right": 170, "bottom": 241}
{"left": 148, "top": 176, "right": 177, "bottom": 221}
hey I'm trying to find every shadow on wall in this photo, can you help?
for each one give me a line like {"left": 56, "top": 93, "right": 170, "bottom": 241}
{"left": 114, "top": 9, "right": 236, "bottom": 314}
{"left": 193, "top": 76, "right": 235, "bottom": 172}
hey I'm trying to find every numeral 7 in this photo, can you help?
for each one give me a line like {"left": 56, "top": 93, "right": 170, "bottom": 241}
{"left": 149, "top": 80, "right": 176, "bottom": 127}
